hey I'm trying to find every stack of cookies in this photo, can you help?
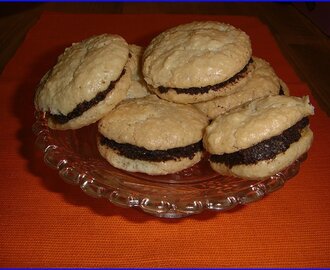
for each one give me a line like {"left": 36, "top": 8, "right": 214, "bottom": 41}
{"left": 34, "top": 21, "right": 314, "bottom": 180}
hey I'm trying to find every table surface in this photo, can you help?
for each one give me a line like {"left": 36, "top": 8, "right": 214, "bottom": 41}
{"left": 0, "top": 3, "right": 330, "bottom": 268}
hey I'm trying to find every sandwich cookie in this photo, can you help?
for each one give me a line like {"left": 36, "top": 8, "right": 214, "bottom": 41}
{"left": 203, "top": 95, "right": 314, "bottom": 179}
{"left": 97, "top": 95, "right": 209, "bottom": 175}
{"left": 194, "top": 57, "right": 289, "bottom": 119}
{"left": 34, "top": 34, "right": 131, "bottom": 130}
{"left": 126, "top": 44, "right": 150, "bottom": 99}
{"left": 142, "top": 21, "right": 252, "bottom": 104}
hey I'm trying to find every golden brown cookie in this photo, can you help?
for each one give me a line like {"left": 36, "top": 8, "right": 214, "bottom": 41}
{"left": 143, "top": 21, "right": 252, "bottom": 104}
{"left": 203, "top": 95, "right": 314, "bottom": 179}
{"left": 126, "top": 44, "right": 150, "bottom": 99}
{"left": 194, "top": 57, "right": 287, "bottom": 119}
{"left": 34, "top": 34, "right": 131, "bottom": 130}
{"left": 98, "top": 95, "right": 209, "bottom": 175}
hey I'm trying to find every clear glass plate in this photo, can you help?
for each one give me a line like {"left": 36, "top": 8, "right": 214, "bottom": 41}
{"left": 32, "top": 112, "right": 306, "bottom": 218}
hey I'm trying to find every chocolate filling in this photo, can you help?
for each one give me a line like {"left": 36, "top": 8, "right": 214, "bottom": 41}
{"left": 100, "top": 136, "right": 203, "bottom": 162}
{"left": 50, "top": 69, "right": 126, "bottom": 124}
{"left": 210, "top": 117, "right": 309, "bottom": 168}
{"left": 158, "top": 58, "right": 253, "bottom": 95}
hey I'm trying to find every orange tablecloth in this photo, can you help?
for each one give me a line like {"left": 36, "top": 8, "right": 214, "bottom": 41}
{"left": 1, "top": 12, "right": 329, "bottom": 268}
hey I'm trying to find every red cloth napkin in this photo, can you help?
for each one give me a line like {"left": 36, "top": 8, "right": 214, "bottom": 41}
{"left": 0, "top": 12, "right": 329, "bottom": 268}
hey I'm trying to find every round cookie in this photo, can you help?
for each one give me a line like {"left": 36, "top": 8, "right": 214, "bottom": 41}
{"left": 98, "top": 95, "right": 209, "bottom": 175}
{"left": 194, "top": 57, "right": 287, "bottom": 119}
{"left": 34, "top": 34, "right": 131, "bottom": 130}
{"left": 203, "top": 95, "right": 314, "bottom": 179}
{"left": 126, "top": 44, "right": 150, "bottom": 99}
{"left": 143, "top": 21, "right": 252, "bottom": 104}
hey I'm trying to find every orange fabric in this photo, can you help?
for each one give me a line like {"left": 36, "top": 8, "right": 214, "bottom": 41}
{"left": 0, "top": 12, "right": 329, "bottom": 268}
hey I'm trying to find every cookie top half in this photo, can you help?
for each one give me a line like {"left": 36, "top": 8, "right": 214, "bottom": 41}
{"left": 34, "top": 34, "right": 129, "bottom": 116}
{"left": 98, "top": 95, "right": 209, "bottom": 150}
{"left": 204, "top": 95, "right": 314, "bottom": 154}
{"left": 143, "top": 21, "right": 252, "bottom": 88}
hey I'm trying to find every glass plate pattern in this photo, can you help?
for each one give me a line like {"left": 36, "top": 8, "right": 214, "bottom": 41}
{"left": 32, "top": 112, "right": 305, "bottom": 218}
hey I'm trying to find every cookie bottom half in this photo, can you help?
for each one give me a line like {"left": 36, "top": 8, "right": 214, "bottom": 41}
{"left": 151, "top": 59, "right": 254, "bottom": 104}
{"left": 97, "top": 139, "right": 203, "bottom": 175}
{"left": 210, "top": 127, "right": 313, "bottom": 180}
